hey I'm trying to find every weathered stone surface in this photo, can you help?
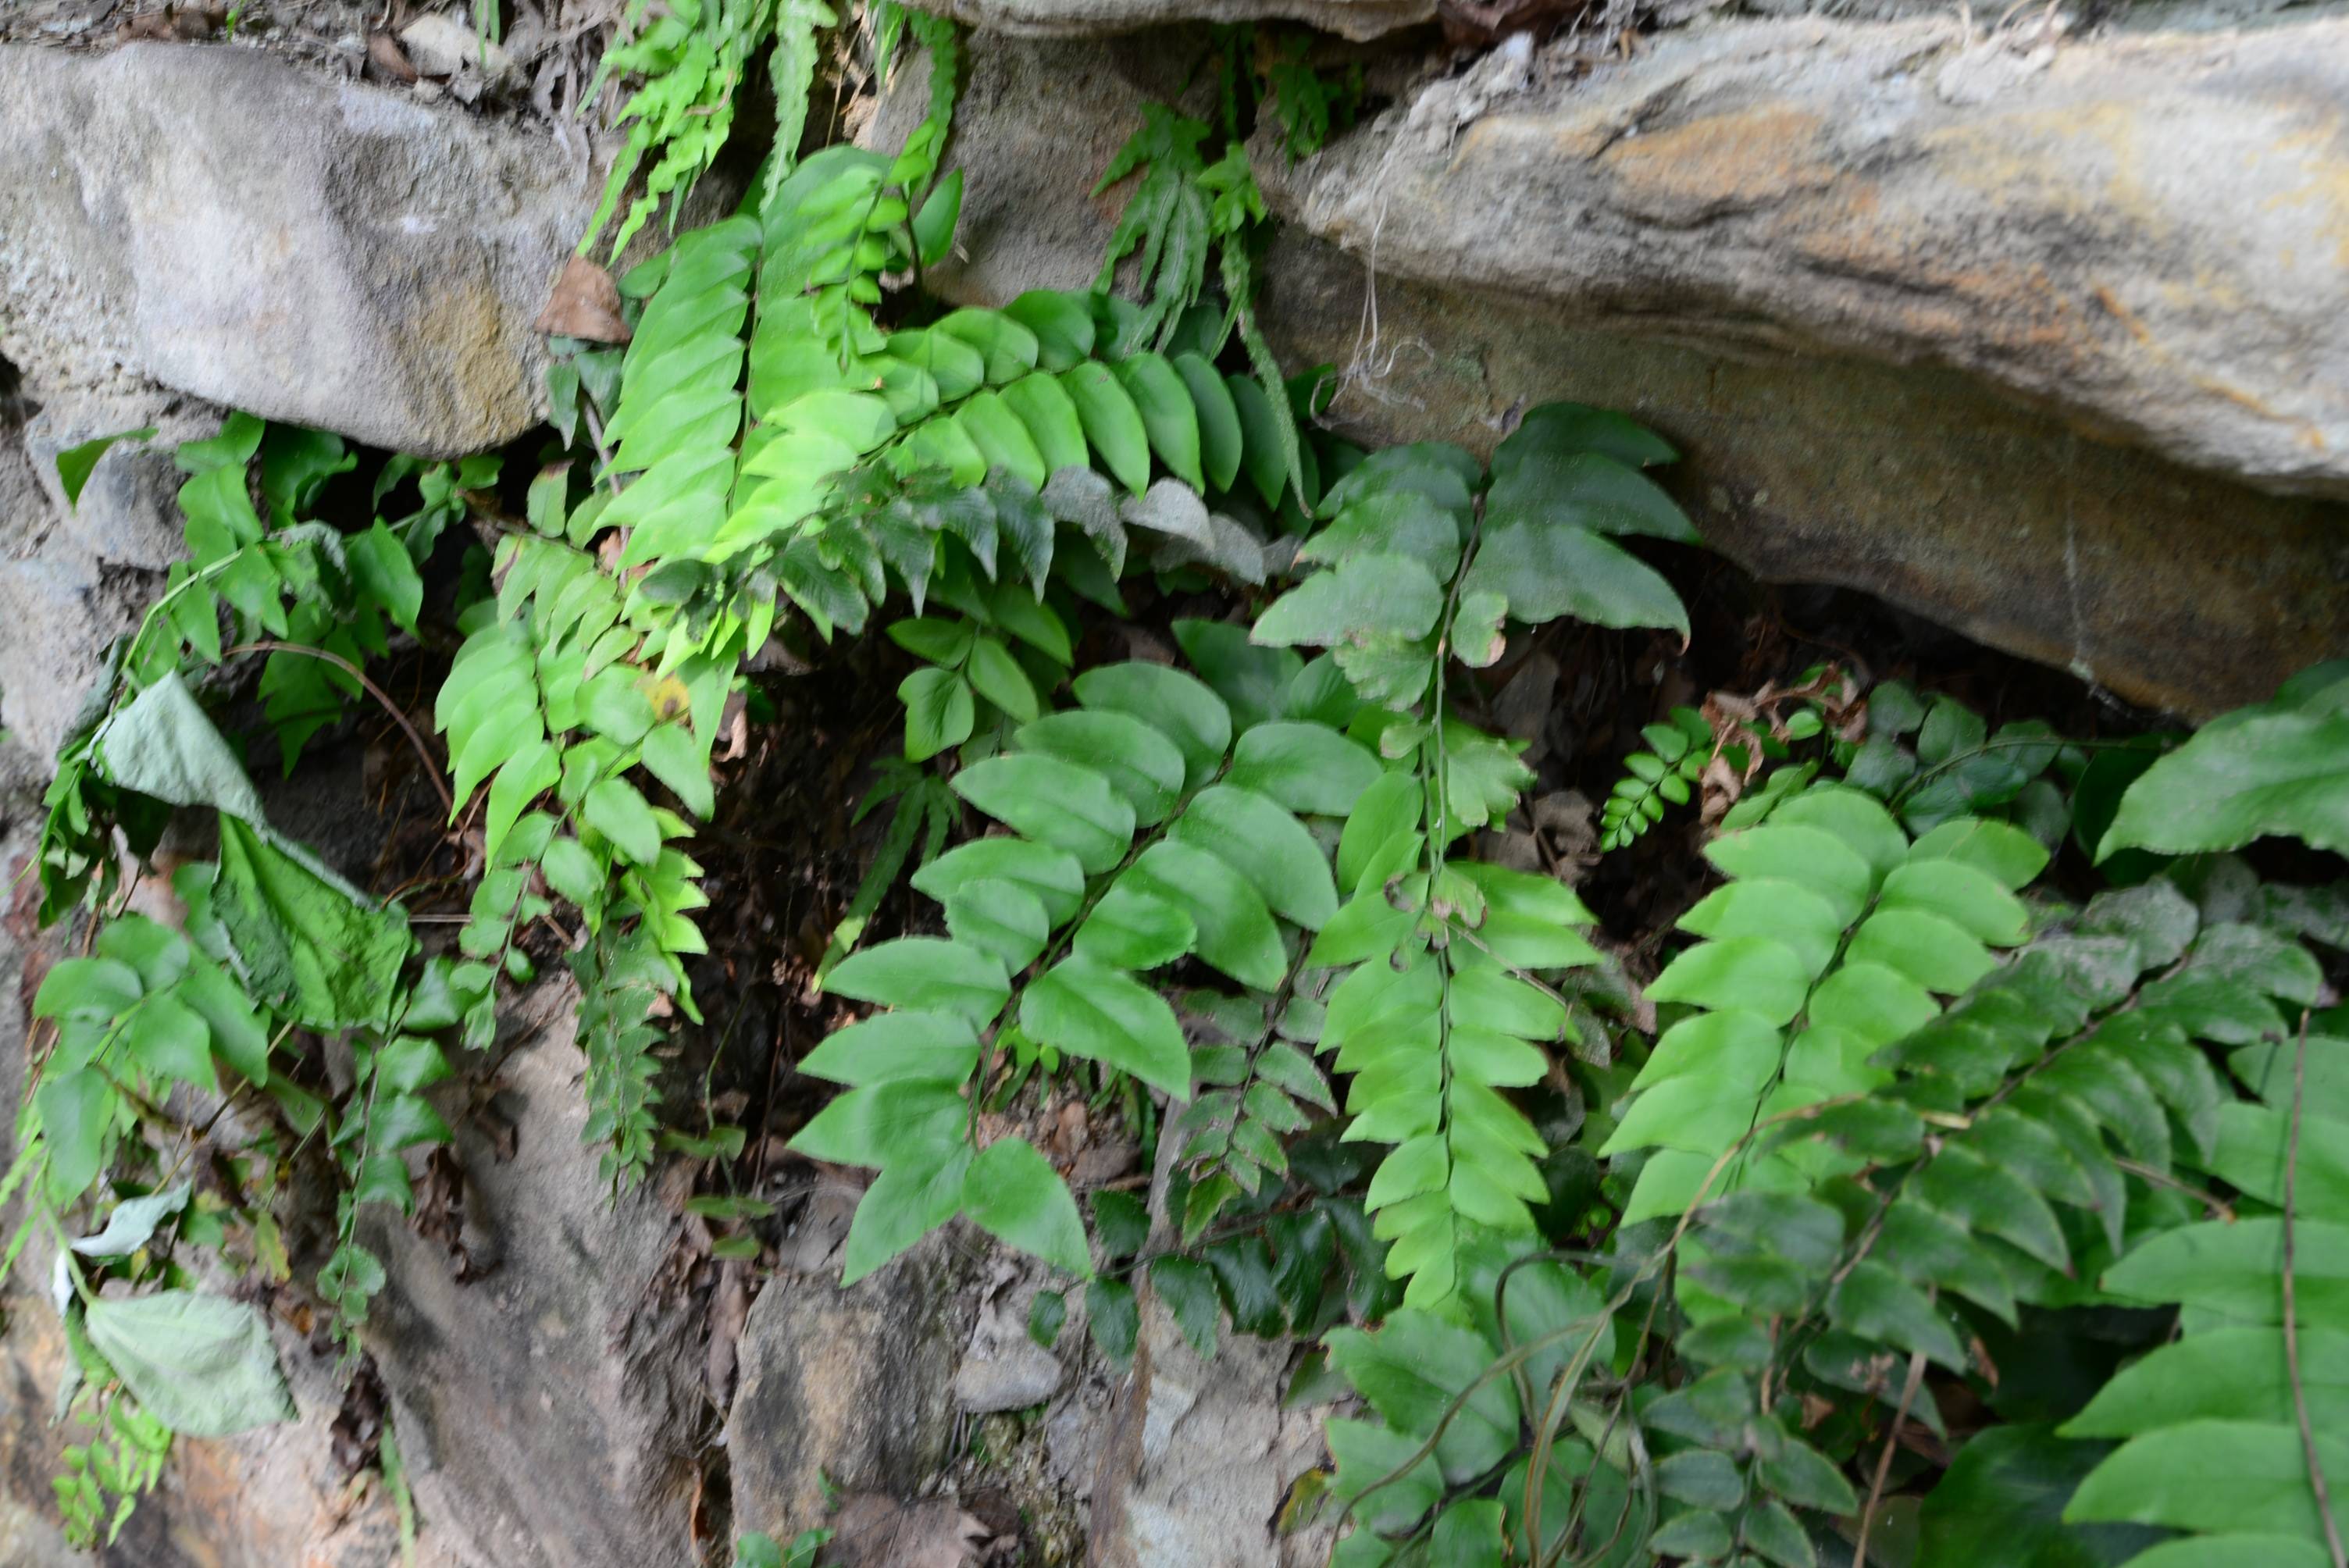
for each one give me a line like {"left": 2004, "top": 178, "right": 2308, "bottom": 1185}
{"left": 1087, "top": 1276, "right": 1333, "bottom": 1566}
{"left": 724, "top": 1223, "right": 978, "bottom": 1539}
{"left": 359, "top": 977, "right": 706, "bottom": 1568}
{"left": 0, "top": 394, "right": 209, "bottom": 765}
{"left": 877, "top": 30, "right": 2349, "bottom": 716}
{"left": 0, "top": 41, "right": 593, "bottom": 458}
{"left": 1271, "top": 16, "right": 2349, "bottom": 498}
{"left": 953, "top": 1264, "right": 1068, "bottom": 1414}
{"left": 897, "top": 0, "right": 1432, "bottom": 41}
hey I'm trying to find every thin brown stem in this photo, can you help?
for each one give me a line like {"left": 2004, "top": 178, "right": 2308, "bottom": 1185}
{"left": 2284, "top": 1010, "right": 2347, "bottom": 1568}
{"left": 1855, "top": 1349, "right": 1928, "bottom": 1568}
{"left": 224, "top": 640, "right": 453, "bottom": 816}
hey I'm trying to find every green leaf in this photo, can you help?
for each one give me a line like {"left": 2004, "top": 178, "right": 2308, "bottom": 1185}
{"left": 1325, "top": 1309, "right": 1520, "bottom": 1484}
{"left": 34, "top": 957, "right": 144, "bottom": 1022}
{"left": 1150, "top": 1255, "right": 1221, "bottom": 1357}
{"left": 83, "top": 1291, "right": 295, "bottom": 1437}
{"left": 1909, "top": 817, "right": 2051, "bottom": 889}
{"left": 1074, "top": 882, "right": 1196, "bottom": 970}
{"left": 2066, "top": 1420, "right": 2349, "bottom": 1543}
{"left": 1227, "top": 722, "right": 1383, "bottom": 818}
{"left": 1460, "top": 506, "right": 1688, "bottom": 636}
{"left": 1877, "top": 859, "right": 2030, "bottom": 946}
{"left": 213, "top": 818, "right": 411, "bottom": 1032}
{"left": 55, "top": 425, "right": 156, "bottom": 508}
{"left": 127, "top": 992, "right": 216, "bottom": 1092}
{"left": 900, "top": 667, "right": 976, "bottom": 763}
{"left": 1092, "top": 1188, "right": 1150, "bottom": 1258}
{"left": 962, "top": 1138, "right": 1091, "bottom": 1277}
{"left": 1647, "top": 937, "right": 1812, "bottom": 1025}
{"left": 632, "top": 722, "right": 712, "bottom": 819}
{"left": 936, "top": 308, "right": 1041, "bottom": 385}
{"left": 1828, "top": 1260, "right": 1967, "bottom": 1370}
{"left": 798, "top": 1010, "right": 981, "bottom": 1089}
{"left": 825, "top": 938, "right": 1010, "bottom": 1028}
{"left": 1124, "top": 842, "right": 1286, "bottom": 990}
{"left": 944, "top": 879, "right": 1050, "bottom": 974}
{"left": 1061, "top": 362, "right": 1152, "bottom": 495}
{"left": 1656, "top": 1449, "right": 1745, "bottom": 1509}
{"left": 1170, "top": 784, "right": 1339, "bottom": 931}
{"left": 840, "top": 1146, "right": 973, "bottom": 1285}
{"left": 1087, "top": 1278, "right": 1141, "bottom": 1368}
{"left": 957, "top": 391, "right": 1050, "bottom": 491}
{"left": 1917, "top": 1423, "right": 2151, "bottom": 1568}
{"left": 1171, "top": 353, "right": 1243, "bottom": 493}
{"left": 1226, "top": 372, "right": 1292, "bottom": 509}
{"left": 791, "top": 1079, "right": 969, "bottom": 1169}
{"left": 912, "top": 167, "right": 963, "bottom": 265}
{"left": 1003, "top": 290, "right": 1096, "bottom": 372}
{"left": 1756, "top": 1427, "right": 1860, "bottom": 1514}
{"left": 1252, "top": 554, "right": 1444, "bottom": 649}
{"left": 1002, "top": 372, "right": 1090, "bottom": 476}
{"left": 583, "top": 776, "right": 661, "bottom": 866}
{"left": 2064, "top": 1327, "right": 2349, "bottom": 1439}
{"left": 2101, "top": 668, "right": 2349, "bottom": 857}
{"left": 1706, "top": 824, "right": 1876, "bottom": 927}
{"left": 953, "top": 754, "right": 1135, "bottom": 874}
{"left": 94, "top": 669, "right": 273, "bottom": 826}
{"left": 964, "top": 635, "right": 1040, "bottom": 724}
{"left": 1067, "top": 665, "right": 1232, "bottom": 796}
{"left": 1017, "top": 711, "right": 1187, "bottom": 825}
{"left": 2103, "top": 1217, "right": 2349, "bottom": 1324}
{"left": 1113, "top": 353, "right": 1204, "bottom": 493}
{"left": 37, "top": 1068, "right": 115, "bottom": 1207}
{"left": 914, "top": 839, "right": 1086, "bottom": 926}
{"left": 176, "top": 957, "right": 269, "bottom": 1085}
{"left": 1019, "top": 956, "right": 1191, "bottom": 1099}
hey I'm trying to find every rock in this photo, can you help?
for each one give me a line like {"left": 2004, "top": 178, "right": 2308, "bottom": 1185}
{"left": 723, "top": 1227, "right": 977, "bottom": 1539}
{"left": 953, "top": 1261, "right": 1068, "bottom": 1413}
{"left": 893, "top": 0, "right": 1432, "bottom": 41}
{"left": 874, "top": 30, "right": 2349, "bottom": 716}
{"left": 397, "top": 13, "right": 520, "bottom": 86}
{"left": 357, "top": 978, "right": 707, "bottom": 1568}
{"left": 1269, "top": 15, "right": 2349, "bottom": 500}
{"left": 1086, "top": 1288, "right": 1335, "bottom": 1567}
{"left": 0, "top": 41, "right": 592, "bottom": 458}
{"left": 0, "top": 390, "right": 205, "bottom": 766}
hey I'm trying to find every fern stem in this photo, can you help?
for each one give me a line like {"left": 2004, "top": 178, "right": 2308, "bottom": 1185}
{"left": 2284, "top": 1009, "right": 2348, "bottom": 1568}
{"left": 1853, "top": 1349, "right": 1928, "bottom": 1568}
{"left": 223, "top": 641, "right": 453, "bottom": 816}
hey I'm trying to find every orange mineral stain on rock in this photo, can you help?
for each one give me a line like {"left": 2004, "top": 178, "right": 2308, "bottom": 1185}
{"left": 1599, "top": 106, "right": 1841, "bottom": 223}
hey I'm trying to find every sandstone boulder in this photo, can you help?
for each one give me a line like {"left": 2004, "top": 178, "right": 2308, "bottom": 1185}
{"left": 0, "top": 41, "right": 592, "bottom": 459}
{"left": 872, "top": 28, "right": 2349, "bottom": 715}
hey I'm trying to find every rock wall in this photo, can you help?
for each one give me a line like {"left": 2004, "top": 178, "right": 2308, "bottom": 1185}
{"left": 0, "top": 41, "right": 592, "bottom": 459}
{"left": 875, "top": 27, "right": 2349, "bottom": 717}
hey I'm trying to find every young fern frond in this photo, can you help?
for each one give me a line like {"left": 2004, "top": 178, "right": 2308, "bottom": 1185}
{"left": 1598, "top": 704, "right": 1710, "bottom": 850}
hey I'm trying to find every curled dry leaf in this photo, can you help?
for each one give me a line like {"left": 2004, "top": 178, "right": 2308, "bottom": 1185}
{"left": 367, "top": 31, "right": 419, "bottom": 84}
{"left": 536, "top": 255, "right": 632, "bottom": 344}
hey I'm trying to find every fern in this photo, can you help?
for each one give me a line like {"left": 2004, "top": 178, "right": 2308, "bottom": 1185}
{"left": 582, "top": 0, "right": 841, "bottom": 260}
{"left": 1606, "top": 789, "right": 2047, "bottom": 1225}
{"left": 1599, "top": 704, "right": 1711, "bottom": 850}
{"left": 794, "top": 656, "right": 1353, "bottom": 1281}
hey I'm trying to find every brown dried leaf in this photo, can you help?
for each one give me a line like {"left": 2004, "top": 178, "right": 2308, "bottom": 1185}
{"left": 368, "top": 30, "right": 419, "bottom": 83}
{"left": 536, "top": 255, "right": 632, "bottom": 344}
